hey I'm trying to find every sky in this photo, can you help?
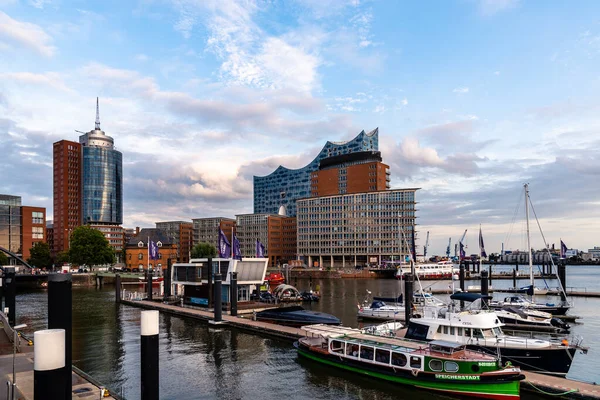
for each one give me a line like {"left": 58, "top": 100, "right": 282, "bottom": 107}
{"left": 1, "top": 0, "right": 600, "bottom": 256}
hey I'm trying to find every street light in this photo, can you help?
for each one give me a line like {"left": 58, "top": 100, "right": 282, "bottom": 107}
{"left": 11, "top": 323, "right": 26, "bottom": 400}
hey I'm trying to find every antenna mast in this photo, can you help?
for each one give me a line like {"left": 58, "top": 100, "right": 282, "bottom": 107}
{"left": 95, "top": 97, "right": 101, "bottom": 130}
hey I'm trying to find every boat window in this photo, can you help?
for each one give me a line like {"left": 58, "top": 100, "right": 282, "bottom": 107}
{"left": 330, "top": 340, "right": 344, "bottom": 354}
{"left": 406, "top": 323, "right": 429, "bottom": 341}
{"left": 360, "top": 346, "right": 374, "bottom": 361}
{"left": 391, "top": 352, "right": 407, "bottom": 367}
{"left": 375, "top": 349, "right": 390, "bottom": 364}
{"left": 410, "top": 356, "right": 422, "bottom": 369}
{"left": 492, "top": 327, "right": 502, "bottom": 336}
{"left": 346, "top": 343, "right": 359, "bottom": 358}
{"left": 457, "top": 327, "right": 463, "bottom": 336}
{"left": 444, "top": 361, "right": 459, "bottom": 373}
{"left": 437, "top": 326, "right": 442, "bottom": 333}
{"left": 481, "top": 329, "right": 495, "bottom": 338}
{"left": 473, "top": 329, "right": 484, "bottom": 339}
{"left": 449, "top": 327, "right": 455, "bottom": 335}
{"left": 464, "top": 328, "right": 471, "bottom": 338}
{"left": 429, "top": 359, "right": 443, "bottom": 372}
{"left": 443, "top": 326, "right": 448, "bottom": 334}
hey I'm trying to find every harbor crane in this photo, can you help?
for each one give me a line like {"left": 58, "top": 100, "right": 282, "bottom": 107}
{"left": 446, "top": 238, "right": 451, "bottom": 258}
{"left": 454, "top": 230, "right": 468, "bottom": 258}
{"left": 423, "top": 231, "right": 430, "bottom": 258}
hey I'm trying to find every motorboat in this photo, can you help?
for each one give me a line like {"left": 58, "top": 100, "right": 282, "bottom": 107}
{"left": 296, "top": 324, "right": 524, "bottom": 400}
{"left": 489, "top": 295, "right": 569, "bottom": 316}
{"left": 495, "top": 306, "right": 570, "bottom": 334}
{"left": 255, "top": 306, "right": 340, "bottom": 327}
{"left": 300, "top": 291, "right": 320, "bottom": 302}
{"left": 357, "top": 292, "right": 444, "bottom": 321}
{"left": 272, "top": 284, "right": 303, "bottom": 302}
{"left": 402, "top": 293, "right": 587, "bottom": 376}
{"left": 361, "top": 321, "right": 403, "bottom": 337}
{"left": 265, "top": 272, "right": 285, "bottom": 287}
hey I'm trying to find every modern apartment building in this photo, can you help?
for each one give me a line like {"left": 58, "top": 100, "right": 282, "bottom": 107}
{"left": 310, "top": 151, "right": 390, "bottom": 197}
{"left": 89, "top": 224, "right": 124, "bottom": 261}
{"left": 192, "top": 217, "right": 235, "bottom": 249}
{"left": 254, "top": 128, "right": 379, "bottom": 217}
{"left": 0, "top": 195, "right": 46, "bottom": 262}
{"left": 297, "top": 189, "right": 418, "bottom": 269}
{"left": 236, "top": 213, "right": 296, "bottom": 267}
{"left": 156, "top": 221, "right": 193, "bottom": 263}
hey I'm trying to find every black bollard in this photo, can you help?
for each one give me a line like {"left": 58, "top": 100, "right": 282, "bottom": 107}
{"left": 512, "top": 269, "right": 517, "bottom": 288}
{"left": 140, "top": 310, "right": 159, "bottom": 400}
{"left": 146, "top": 271, "right": 153, "bottom": 301}
{"left": 4, "top": 267, "right": 16, "bottom": 326}
{"left": 515, "top": 261, "right": 519, "bottom": 272}
{"left": 115, "top": 274, "right": 121, "bottom": 303}
{"left": 230, "top": 272, "right": 238, "bottom": 317}
{"left": 164, "top": 258, "right": 172, "bottom": 297}
{"left": 48, "top": 273, "right": 72, "bottom": 399}
{"left": 481, "top": 270, "right": 489, "bottom": 308}
{"left": 34, "top": 329, "right": 68, "bottom": 400}
{"left": 208, "top": 257, "right": 213, "bottom": 308}
{"left": 0, "top": 271, "right": 4, "bottom": 312}
{"left": 214, "top": 273, "right": 222, "bottom": 322}
{"left": 404, "top": 274, "right": 413, "bottom": 323}
{"left": 558, "top": 263, "right": 567, "bottom": 302}
{"left": 488, "top": 264, "right": 492, "bottom": 285}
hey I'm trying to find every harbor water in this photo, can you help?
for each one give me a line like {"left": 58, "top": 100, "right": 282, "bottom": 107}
{"left": 12, "top": 265, "right": 598, "bottom": 399}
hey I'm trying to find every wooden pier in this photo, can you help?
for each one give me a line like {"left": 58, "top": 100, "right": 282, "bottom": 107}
{"left": 122, "top": 299, "right": 599, "bottom": 399}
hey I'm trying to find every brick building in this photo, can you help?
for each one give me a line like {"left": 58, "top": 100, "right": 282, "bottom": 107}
{"left": 156, "top": 221, "right": 193, "bottom": 263}
{"left": 89, "top": 224, "right": 124, "bottom": 262}
{"left": 125, "top": 228, "right": 177, "bottom": 273}
{"left": 236, "top": 213, "right": 296, "bottom": 267}
{"left": 192, "top": 217, "right": 236, "bottom": 249}
{"left": 20, "top": 206, "right": 46, "bottom": 261}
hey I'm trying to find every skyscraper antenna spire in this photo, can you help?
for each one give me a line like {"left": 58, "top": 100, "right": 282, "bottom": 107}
{"left": 95, "top": 97, "right": 101, "bottom": 130}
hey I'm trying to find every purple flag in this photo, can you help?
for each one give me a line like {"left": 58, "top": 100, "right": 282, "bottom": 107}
{"left": 149, "top": 240, "right": 159, "bottom": 260}
{"left": 459, "top": 242, "right": 466, "bottom": 260}
{"left": 218, "top": 229, "right": 231, "bottom": 258}
{"left": 479, "top": 227, "right": 487, "bottom": 258}
{"left": 560, "top": 240, "right": 568, "bottom": 259}
{"left": 256, "top": 239, "right": 265, "bottom": 258}
{"left": 233, "top": 234, "right": 242, "bottom": 260}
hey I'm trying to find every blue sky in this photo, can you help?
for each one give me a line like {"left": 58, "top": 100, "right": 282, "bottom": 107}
{"left": 2, "top": 0, "right": 600, "bottom": 255}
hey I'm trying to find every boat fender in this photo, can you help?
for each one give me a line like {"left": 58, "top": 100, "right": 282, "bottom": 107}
{"left": 411, "top": 369, "right": 419, "bottom": 377}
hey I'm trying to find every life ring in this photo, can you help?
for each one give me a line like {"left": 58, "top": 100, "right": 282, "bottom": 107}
{"left": 411, "top": 369, "right": 419, "bottom": 377}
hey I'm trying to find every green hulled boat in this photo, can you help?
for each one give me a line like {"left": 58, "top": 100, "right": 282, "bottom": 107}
{"left": 296, "top": 324, "right": 524, "bottom": 399}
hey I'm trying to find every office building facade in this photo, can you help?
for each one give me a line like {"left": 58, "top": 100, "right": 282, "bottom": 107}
{"left": 156, "top": 221, "right": 193, "bottom": 263}
{"left": 297, "top": 189, "right": 418, "bottom": 269}
{"left": 21, "top": 206, "right": 46, "bottom": 261}
{"left": 192, "top": 217, "right": 235, "bottom": 249}
{"left": 0, "top": 195, "right": 46, "bottom": 262}
{"left": 236, "top": 213, "right": 297, "bottom": 267}
{"left": 254, "top": 128, "right": 379, "bottom": 217}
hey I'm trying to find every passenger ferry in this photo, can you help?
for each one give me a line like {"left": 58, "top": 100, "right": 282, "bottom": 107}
{"left": 396, "top": 260, "right": 458, "bottom": 280}
{"left": 296, "top": 324, "right": 524, "bottom": 399}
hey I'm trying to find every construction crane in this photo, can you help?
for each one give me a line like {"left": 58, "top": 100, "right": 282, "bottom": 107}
{"left": 446, "top": 238, "right": 451, "bottom": 258}
{"left": 423, "top": 231, "right": 430, "bottom": 258}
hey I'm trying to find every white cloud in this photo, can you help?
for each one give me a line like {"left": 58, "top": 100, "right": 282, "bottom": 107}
{"left": 0, "top": 11, "right": 56, "bottom": 56}
{"left": 373, "top": 104, "right": 386, "bottom": 114}
{"left": 29, "top": 0, "right": 52, "bottom": 9}
{"left": 0, "top": 72, "right": 73, "bottom": 92}
{"left": 135, "top": 53, "right": 149, "bottom": 62}
{"left": 453, "top": 87, "right": 469, "bottom": 94}
{"left": 476, "top": 0, "right": 519, "bottom": 16}
{"left": 494, "top": 70, "right": 500, "bottom": 75}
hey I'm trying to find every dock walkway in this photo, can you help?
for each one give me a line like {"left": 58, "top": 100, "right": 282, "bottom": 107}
{"left": 123, "top": 299, "right": 599, "bottom": 399}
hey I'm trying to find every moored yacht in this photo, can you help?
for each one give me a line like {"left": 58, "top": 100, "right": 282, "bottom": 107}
{"left": 357, "top": 292, "right": 445, "bottom": 321}
{"left": 402, "top": 293, "right": 587, "bottom": 376}
{"left": 495, "top": 306, "right": 570, "bottom": 334}
{"left": 489, "top": 295, "right": 569, "bottom": 316}
{"left": 396, "top": 260, "right": 458, "bottom": 280}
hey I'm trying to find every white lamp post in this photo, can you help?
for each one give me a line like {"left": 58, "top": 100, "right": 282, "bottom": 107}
{"left": 12, "top": 323, "right": 26, "bottom": 400}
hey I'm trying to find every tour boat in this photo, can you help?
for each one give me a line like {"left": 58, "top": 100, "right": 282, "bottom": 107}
{"left": 395, "top": 260, "right": 458, "bottom": 280}
{"left": 255, "top": 306, "right": 340, "bottom": 327}
{"left": 296, "top": 324, "right": 524, "bottom": 400}
{"left": 403, "top": 293, "right": 586, "bottom": 376}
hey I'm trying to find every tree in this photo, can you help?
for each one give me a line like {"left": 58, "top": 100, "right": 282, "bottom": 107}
{"left": 0, "top": 251, "right": 8, "bottom": 266}
{"left": 55, "top": 251, "right": 70, "bottom": 265}
{"left": 68, "top": 225, "right": 115, "bottom": 267}
{"left": 191, "top": 242, "right": 217, "bottom": 258}
{"left": 27, "top": 242, "right": 52, "bottom": 268}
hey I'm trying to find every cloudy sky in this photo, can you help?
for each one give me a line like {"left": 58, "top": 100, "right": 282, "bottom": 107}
{"left": 1, "top": 0, "right": 600, "bottom": 256}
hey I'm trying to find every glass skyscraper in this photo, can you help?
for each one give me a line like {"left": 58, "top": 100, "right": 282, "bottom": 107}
{"left": 253, "top": 128, "right": 379, "bottom": 217}
{"left": 79, "top": 99, "right": 123, "bottom": 225}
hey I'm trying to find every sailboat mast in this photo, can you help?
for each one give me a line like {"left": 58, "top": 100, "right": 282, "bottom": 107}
{"left": 524, "top": 184, "right": 534, "bottom": 299}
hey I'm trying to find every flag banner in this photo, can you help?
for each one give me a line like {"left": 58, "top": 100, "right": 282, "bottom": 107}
{"left": 479, "top": 227, "right": 487, "bottom": 258}
{"left": 256, "top": 239, "right": 265, "bottom": 258}
{"left": 459, "top": 242, "right": 466, "bottom": 260}
{"left": 233, "top": 234, "right": 242, "bottom": 260}
{"left": 149, "top": 240, "right": 159, "bottom": 260}
{"left": 560, "top": 240, "right": 568, "bottom": 259}
{"left": 218, "top": 229, "right": 231, "bottom": 258}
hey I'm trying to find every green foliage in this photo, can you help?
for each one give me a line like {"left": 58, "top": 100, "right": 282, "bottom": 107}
{"left": 27, "top": 242, "right": 52, "bottom": 268}
{"left": 191, "top": 242, "right": 217, "bottom": 258}
{"left": 68, "top": 225, "right": 115, "bottom": 266}
{"left": 0, "top": 251, "right": 8, "bottom": 266}
{"left": 55, "top": 251, "right": 70, "bottom": 265}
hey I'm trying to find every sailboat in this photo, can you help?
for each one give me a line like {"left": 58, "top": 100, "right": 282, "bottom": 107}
{"left": 489, "top": 184, "right": 570, "bottom": 316}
